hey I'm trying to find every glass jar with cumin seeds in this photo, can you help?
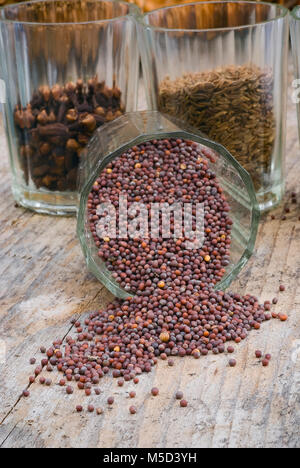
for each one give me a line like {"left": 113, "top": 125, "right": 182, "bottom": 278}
{"left": 0, "top": 0, "right": 141, "bottom": 215}
{"left": 77, "top": 110, "right": 259, "bottom": 299}
{"left": 139, "top": 1, "right": 289, "bottom": 212}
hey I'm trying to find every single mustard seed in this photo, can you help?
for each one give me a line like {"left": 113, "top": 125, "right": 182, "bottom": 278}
{"left": 29, "top": 358, "right": 36, "bottom": 365}
{"left": 175, "top": 391, "right": 183, "bottom": 400}
{"left": 94, "top": 388, "right": 101, "bottom": 395}
{"left": 85, "top": 389, "right": 91, "bottom": 396}
{"left": 34, "top": 366, "right": 42, "bottom": 376}
{"left": 96, "top": 408, "right": 103, "bottom": 415}
{"left": 227, "top": 346, "right": 235, "bottom": 354}
{"left": 255, "top": 350, "right": 262, "bottom": 359}
{"left": 40, "top": 346, "right": 46, "bottom": 353}
{"left": 168, "top": 359, "right": 174, "bottom": 367}
{"left": 279, "top": 285, "right": 286, "bottom": 292}
{"left": 265, "top": 354, "right": 272, "bottom": 361}
{"left": 29, "top": 376, "right": 35, "bottom": 383}
{"left": 129, "top": 391, "right": 136, "bottom": 398}
{"left": 117, "top": 379, "right": 124, "bottom": 387}
{"left": 229, "top": 359, "right": 237, "bottom": 367}
{"left": 76, "top": 405, "right": 83, "bottom": 413}
{"left": 39, "top": 377, "right": 45, "bottom": 385}
{"left": 272, "top": 297, "right": 278, "bottom": 305}
{"left": 279, "top": 313, "right": 288, "bottom": 321}
{"left": 133, "top": 377, "right": 139, "bottom": 384}
{"left": 262, "top": 359, "right": 269, "bottom": 367}
{"left": 159, "top": 331, "right": 170, "bottom": 342}
{"left": 59, "top": 379, "right": 65, "bottom": 386}
{"left": 151, "top": 387, "right": 159, "bottom": 396}
{"left": 22, "top": 390, "right": 30, "bottom": 397}
{"left": 66, "top": 386, "right": 73, "bottom": 394}
{"left": 45, "top": 379, "right": 52, "bottom": 386}
{"left": 107, "top": 396, "right": 114, "bottom": 405}
{"left": 88, "top": 405, "right": 94, "bottom": 413}
{"left": 129, "top": 405, "right": 137, "bottom": 414}
{"left": 180, "top": 399, "right": 188, "bottom": 407}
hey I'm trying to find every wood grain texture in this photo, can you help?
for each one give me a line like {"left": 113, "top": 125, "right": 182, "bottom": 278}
{"left": 0, "top": 81, "right": 300, "bottom": 448}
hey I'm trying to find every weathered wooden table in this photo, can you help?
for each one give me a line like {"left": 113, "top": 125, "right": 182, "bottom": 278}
{"left": 0, "top": 83, "right": 300, "bottom": 449}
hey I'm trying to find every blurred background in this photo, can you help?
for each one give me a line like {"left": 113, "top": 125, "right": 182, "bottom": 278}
{"left": 0, "top": 0, "right": 298, "bottom": 13}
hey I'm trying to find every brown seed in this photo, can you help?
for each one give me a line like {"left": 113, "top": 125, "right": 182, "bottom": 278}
{"left": 39, "top": 377, "right": 46, "bottom": 385}
{"left": 180, "top": 399, "right": 188, "bottom": 407}
{"left": 279, "top": 285, "right": 285, "bottom": 292}
{"left": 129, "top": 391, "right": 136, "bottom": 398}
{"left": 279, "top": 314, "right": 288, "bottom": 321}
{"left": 175, "top": 391, "right": 183, "bottom": 400}
{"left": 96, "top": 408, "right": 103, "bottom": 415}
{"left": 255, "top": 350, "right": 262, "bottom": 359}
{"left": 129, "top": 405, "right": 137, "bottom": 414}
{"left": 265, "top": 354, "right": 272, "bottom": 361}
{"left": 59, "top": 379, "right": 66, "bottom": 387}
{"left": 22, "top": 390, "right": 30, "bottom": 397}
{"left": 29, "top": 358, "right": 36, "bottom": 365}
{"left": 66, "top": 386, "right": 73, "bottom": 395}
{"left": 151, "top": 387, "right": 159, "bottom": 396}
{"left": 227, "top": 346, "right": 235, "bottom": 354}
{"left": 45, "top": 379, "right": 52, "bottom": 386}
{"left": 229, "top": 359, "right": 237, "bottom": 367}
{"left": 262, "top": 359, "right": 269, "bottom": 367}
{"left": 168, "top": 359, "right": 174, "bottom": 367}
{"left": 87, "top": 405, "right": 94, "bottom": 413}
{"left": 107, "top": 397, "right": 114, "bottom": 405}
{"left": 76, "top": 405, "right": 83, "bottom": 413}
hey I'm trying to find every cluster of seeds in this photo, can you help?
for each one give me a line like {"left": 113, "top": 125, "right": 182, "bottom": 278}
{"left": 24, "top": 286, "right": 278, "bottom": 390}
{"left": 22, "top": 138, "right": 288, "bottom": 415}
{"left": 87, "top": 138, "right": 232, "bottom": 294}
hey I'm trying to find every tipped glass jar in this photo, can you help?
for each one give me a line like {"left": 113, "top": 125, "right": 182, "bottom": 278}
{"left": 0, "top": 0, "right": 141, "bottom": 215}
{"left": 77, "top": 110, "right": 259, "bottom": 299}
{"left": 139, "top": 1, "right": 289, "bottom": 212}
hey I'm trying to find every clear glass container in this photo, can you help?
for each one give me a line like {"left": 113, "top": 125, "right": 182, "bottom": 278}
{"left": 138, "top": 1, "right": 289, "bottom": 212}
{"left": 0, "top": 0, "right": 141, "bottom": 215}
{"left": 77, "top": 110, "right": 260, "bottom": 299}
{"left": 291, "top": 6, "right": 300, "bottom": 147}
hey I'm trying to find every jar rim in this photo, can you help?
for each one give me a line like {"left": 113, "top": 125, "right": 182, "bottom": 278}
{"left": 291, "top": 5, "right": 300, "bottom": 21}
{"left": 0, "top": 0, "right": 141, "bottom": 26}
{"left": 142, "top": 1, "right": 288, "bottom": 34}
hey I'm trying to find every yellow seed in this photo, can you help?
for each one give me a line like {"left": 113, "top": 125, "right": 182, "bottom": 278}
{"left": 135, "top": 163, "right": 141, "bottom": 169}
{"left": 158, "top": 281, "right": 165, "bottom": 289}
{"left": 221, "top": 234, "right": 226, "bottom": 239}
{"left": 108, "top": 315, "right": 115, "bottom": 321}
{"left": 180, "top": 163, "right": 186, "bottom": 170}
{"left": 106, "top": 168, "right": 112, "bottom": 173}
{"left": 159, "top": 331, "right": 170, "bottom": 342}
{"left": 204, "top": 255, "right": 211, "bottom": 262}
{"left": 113, "top": 346, "right": 120, "bottom": 352}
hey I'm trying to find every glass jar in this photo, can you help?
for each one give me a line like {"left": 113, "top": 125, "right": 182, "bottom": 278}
{"left": 291, "top": 5, "right": 300, "bottom": 148}
{"left": 139, "top": 1, "right": 289, "bottom": 212}
{"left": 77, "top": 110, "right": 260, "bottom": 299}
{"left": 0, "top": 0, "right": 141, "bottom": 215}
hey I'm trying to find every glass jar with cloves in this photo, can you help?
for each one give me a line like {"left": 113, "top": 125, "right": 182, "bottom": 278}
{"left": 0, "top": 0, "right": 141, "bottom": 215}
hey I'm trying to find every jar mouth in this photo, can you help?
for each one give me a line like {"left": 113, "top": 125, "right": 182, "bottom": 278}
{"left": 0, "top": 0, "right": 140, "bottom": 26}
{"left": 143, "top": 1, "right": 288, "bottom": 33}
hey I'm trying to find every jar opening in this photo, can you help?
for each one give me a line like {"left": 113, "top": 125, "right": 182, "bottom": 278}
{"left": 0, "top": 0, "right": 133, "bottom": 25}
{"left": 144, "top": 1, "right": 288, "bottom": 32}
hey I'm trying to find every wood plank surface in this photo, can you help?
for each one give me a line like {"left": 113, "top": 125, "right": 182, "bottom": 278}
{"left": 0, "top": 78, "right": 300, "bottom": 448}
